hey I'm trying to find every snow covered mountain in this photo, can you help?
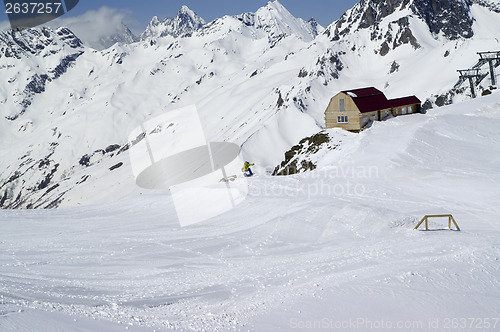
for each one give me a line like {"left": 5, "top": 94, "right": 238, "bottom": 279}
{"left": 96, "top": 23, "right": 137, "bottom": 50}
{"left": 0, "top": 0, "right": 499, "bottom": 210}
{"left": 2, "top": 88, "right": 500, "bottom": 332}
{"left": 42, "top": 6, "right": 140, "bottom": 51}
{"left": 140, "top": 1, "right": 323, "bottom": 45}
{"left": 234, "top": 0, "right": 324, "bottom": 43}
{"left": 328, "top": 0, "right": 476, "bottom": 42}
{"left": 307, "top": 0, "right": 500, "bottom": 106}
{"left": 140, "top": 5, "right": 206, "bottom": 42}
{"left": 0, "top": 27, "right": 85, "bottom": 121}
{"left": 2, "top": 1, "right": 500, "bottom": 329}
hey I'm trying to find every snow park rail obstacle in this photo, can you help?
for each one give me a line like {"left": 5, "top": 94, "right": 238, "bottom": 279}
{"left": 414, "top": 214, "right": 461, "bottom": 231}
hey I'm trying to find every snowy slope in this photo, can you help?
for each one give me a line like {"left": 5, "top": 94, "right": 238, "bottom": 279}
{"left": 0, "top": 1, "right": 327, "bottom": 209}
{"left": 0, "top": 0, "right": 499, "bottom": 211}
{"left": 1, "top": 91, "right": 500, "bottom": 331}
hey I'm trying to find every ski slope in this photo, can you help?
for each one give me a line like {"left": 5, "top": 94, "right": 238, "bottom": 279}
{"left": 1, "top": 92, "right": 500, "bottom": 331}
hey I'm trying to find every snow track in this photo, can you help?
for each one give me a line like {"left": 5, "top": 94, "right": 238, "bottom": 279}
{"left": 1, "top": 189, "right": 499, "bottom": 331}
{"left": 2, "top": 94, "right": 500, "bottom": 332}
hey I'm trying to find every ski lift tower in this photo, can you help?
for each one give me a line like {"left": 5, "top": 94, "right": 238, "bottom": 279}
{"left": 478, "top": 51, "right": 500, "bottom": 86}
{"left": 457, "top": 68, "right": 482, "bottom": 98}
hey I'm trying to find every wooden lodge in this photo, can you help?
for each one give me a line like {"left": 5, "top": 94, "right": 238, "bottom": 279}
{"left": 324, "top": 87, "right": 421, "bottom": 132}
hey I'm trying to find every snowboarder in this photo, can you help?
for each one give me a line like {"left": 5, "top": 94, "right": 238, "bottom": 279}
{"left": 242, "top": 161, "right": 254, "bottom": 177}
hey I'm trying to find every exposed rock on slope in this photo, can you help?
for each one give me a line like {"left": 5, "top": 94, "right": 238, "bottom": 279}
{"left": 273, "top": 130, "right": 349, "bottom": 176}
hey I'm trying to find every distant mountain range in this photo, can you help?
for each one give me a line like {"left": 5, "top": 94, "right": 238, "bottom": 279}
{"left": 0, "top": 0, "right": 499, "bottom": 209}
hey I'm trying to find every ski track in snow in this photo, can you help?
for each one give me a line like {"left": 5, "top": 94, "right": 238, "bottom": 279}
{"left": 1, "top": 93, "right": 500, "bottom": 331}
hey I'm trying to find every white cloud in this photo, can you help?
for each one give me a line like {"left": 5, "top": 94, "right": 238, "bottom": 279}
{"left": 47, "top": 6, "right": 139, "bottom": 50}
{"left": 0, "top": 20, "right": 10, "bottom": 32}
{"left": 0, "top": 7, "right": 140, "bottom": 50}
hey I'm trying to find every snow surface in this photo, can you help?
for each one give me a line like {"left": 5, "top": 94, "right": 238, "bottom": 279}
{"left": 2, "top": 91, "right": 500, "bottom": 331}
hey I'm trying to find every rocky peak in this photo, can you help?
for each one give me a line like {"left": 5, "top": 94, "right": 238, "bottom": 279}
{"left": 0, "top": 27, "right": 83, "bottom": 59}
{"left": 412, "top": 0, "right": 474, "bottom": 39}
{"left": 178, "top": 5, "right": 200, "bottom": 22}
{"left": 150, "top": 16, "right": 160, "bottom": 26}
{"left": 327, "top": 0, "right": 475, "bottom": 42}
{"left": 95, "top": 23, "right": 137, "bottom": 50}
{"left": 307, "top": 18, "right": 322, "bottom": 37}
{"left": 0, "top": 27, "right": 85, "bottom": 121}
{"left": 473, "top": 0, "right": 500, "bottom": 13}
{"left": 235, "top": 0, "right": 323, "bottom": 42}
{"left": 258, "top": 0, "right": 291, "bottom": 15}
{"left": 140, "top": 6, "right": 206, "bottom": 41}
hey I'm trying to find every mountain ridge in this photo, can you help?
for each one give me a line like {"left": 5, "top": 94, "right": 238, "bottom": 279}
{"left": 325, "top": 0, "right": 477, "bottom": 42}
{"left": 140, "top": 5, "right": 206, "bottom": 42}
{"left": 0, "top": 0, "right": 499, "bottom": 209}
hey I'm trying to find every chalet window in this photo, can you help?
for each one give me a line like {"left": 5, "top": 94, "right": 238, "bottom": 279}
{"left": 402, "top": 107, "right": 407, "bottom": 114}
{"left": 340, "top": 99, "right": 345, "bottom": 111}
{"left": 337, "top": 115, "right": 348, "bottom": 123}
{"left": 408, "top": 106, "right": 413, "bottom": 113}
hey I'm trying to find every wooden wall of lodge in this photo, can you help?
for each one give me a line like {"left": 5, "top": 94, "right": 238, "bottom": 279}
{"left": 325, "top": 93, "right": 361, "bottom": 131}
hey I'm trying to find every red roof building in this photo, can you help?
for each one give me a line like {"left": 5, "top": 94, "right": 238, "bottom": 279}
{"left": 325, "top": 87, "right": 421, "bottom": 131}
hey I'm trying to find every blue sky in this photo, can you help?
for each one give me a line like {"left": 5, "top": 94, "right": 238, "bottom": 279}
{"left": 1, "top": 0, "right": 359, "bottom": 32}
